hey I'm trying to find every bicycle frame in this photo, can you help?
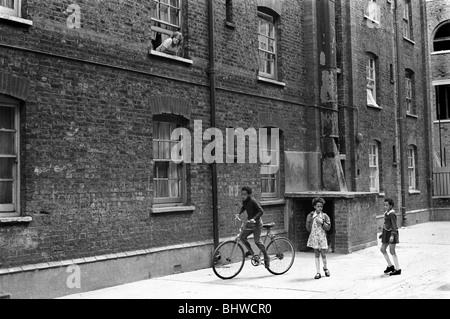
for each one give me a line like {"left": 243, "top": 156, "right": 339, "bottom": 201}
{"left": 232, "top": 218, "right": 276, "bottom": 263}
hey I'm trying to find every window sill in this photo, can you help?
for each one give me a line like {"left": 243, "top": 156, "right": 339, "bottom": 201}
{"left": 409, "top": 190, "right": 421, "bottom": 195}
{"left": 225, "top": 21, "right": 236, "bottom": 29}
{"left": 364, "top": 16, "right": 380, "bottom": 25}
{"left": 0, "top": 216, "right": 33, "bottom": 224}
{"left": 257, "top": 76, "right": 286, "bottom": 87}
{"left": 406, "top": 113, "right": 418, "bottom": 119}
{"left": 151, "top": 206, "right": 196, "bottom": 214}
{"left": 0, "top": 13, "right": 33, "bottom": 26}
{"left": 261, "top": 199, "right": 286, "bottom": 207}
{"left": 431, "top": 50, "right": 450, "bottom": 56}
{"left": 367, "top": 104, "right": 382, "bottom": 110}
{"left": 434, "top": 120, "right": 450, "bottom": 124}
{"left": 403, "top": 37, "right": 415, "bottom": 45}
{"left": 378, "top": 193, "right": 386, "bottom": 198}
{"left": 149, "top": 50, "right": 193, "bottom": 65}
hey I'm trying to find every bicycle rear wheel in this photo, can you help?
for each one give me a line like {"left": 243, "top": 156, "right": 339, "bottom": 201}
{"left": 212, "top": 241, "right": 245, "bottom": 280}
{"left": 266, "top": 237, "right": 295, "bottom": 275}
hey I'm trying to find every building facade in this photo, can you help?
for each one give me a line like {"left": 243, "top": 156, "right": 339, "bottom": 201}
{"left": 0, "top": 0, "right": 433, "bottom": 298}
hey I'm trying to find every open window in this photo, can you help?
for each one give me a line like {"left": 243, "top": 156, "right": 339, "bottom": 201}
{"left": 369, "top": 141, "right": 380, "bottom": 192}
{"left": 260, "top": 127, "right": 281, "bottom": 199}
{"left": 258, "top": 8, "right": 279, "bottom": 80}
{"left": 405, "top": 70, "right": 416, "bottom": 116}
{"left": 0, "top": 95, "right": 20, "bottom": 217}
{"left": 433, "top": 21, "right": 450, "bottom": 52}
{"left": 436, "top": 85, "right": 450, "bottom": 120}
{"left": 407, "top": 145, "right": 418, "bottom": 191}
{"left": 153, "top": 115, "right": 187, "bottom": 205}
{"left": 150, "top": 0, "right": 184, "bottom": 56}
{"left": 402, "top": 0, "right": 413, "bottom": 40}
{"left": 365, "top": 0, "right": 380, "bottom": 24}
{"left": 367, "top": 55, "right": 379, "bottom": 108}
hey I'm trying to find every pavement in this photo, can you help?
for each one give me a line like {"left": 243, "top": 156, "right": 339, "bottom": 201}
{"left": 62, "top": 222, "right": 450, "bottom": 299}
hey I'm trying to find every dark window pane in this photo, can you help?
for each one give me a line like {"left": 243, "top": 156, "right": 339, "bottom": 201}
{"left": 434, "top": 40, "right": 450, "bottom": 52}
{"left": 0, "top": 132, "right": 15, "bottom": 155}
{"left": 0, "top": 107, "right": 14, "bottom": 130}
{"left": 155, "top": 162, "right": 168, "bottom": 179}
{"left": 0, "top": 158, "right": 14, "bottom": 179}
{"left": 0, "top": 181, "right": 13, "bottom": 204}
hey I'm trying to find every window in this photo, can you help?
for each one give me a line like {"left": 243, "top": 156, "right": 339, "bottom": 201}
{"left": 436, "top": 85, "right": 450, "bottom": 120}
{"left": 408, "top": 145, "right": 417, "bottom": 190}
{"left": 0, "top": 96, "right": 20, "bottom": 217}
{"left": 258, "top": 10, "right": 277, "bottom": 79}
{"left": 402, "top": 0, "right": 413, "bottom": 40}
{"left": 260, "top": 128, "right": 280, "bottom": 198}
{"left": 0, "top": 0, "right": 19, "bottom": 17}
{"left": 365, "top": 0, "right": 380, "bottom": 23}
{"left": 369, "top": 142, "right": 380, "bottom": 192}
{"left": 367, "top": 56, "right": 379, "bottom": 107}
{"left": 405, "top": 70, "right": 415, "bottom": 115}
{"left": 153, "top": 116, "right": 186, "bottom": 205}
{"left": 151, "top": 0, "right": 182, "bottom": 54}
{"left": 433, "top": 22, "right": 450, "bottom": 52}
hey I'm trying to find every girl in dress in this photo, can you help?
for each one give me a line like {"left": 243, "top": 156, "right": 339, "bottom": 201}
{"left": 306, "top": 197, "right": 332, "bottom": 279}
{"left": 380, "top": 198, "right": 401, "bottom": 276}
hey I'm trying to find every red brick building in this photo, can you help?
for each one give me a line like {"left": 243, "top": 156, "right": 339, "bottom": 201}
{"left": 0, "top": 0, "right": 433, "bottom": 298}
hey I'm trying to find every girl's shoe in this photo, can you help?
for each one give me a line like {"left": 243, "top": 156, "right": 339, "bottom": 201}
{"left": 390, "top": 269, "right": 402, "bottom": 276}
{"left": 314, "top": 273, "right": 321, "bottom": 280}
{"left": 324, "top": 268, "right": 330, "bottom": 277}
{"left": 384, "top": 266, "right": 395, "bottom": 274}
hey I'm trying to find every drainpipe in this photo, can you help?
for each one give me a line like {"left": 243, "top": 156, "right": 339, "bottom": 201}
{"left": 420, "top": 0, "right": 434, "bottom": 213}
{"left": 208, "top": 0, "right": 219, "bottom": 248}
{"left": 317, "top": 0, "right": 348, "bottom": 192}
{"left": 394, "top": 0, "right": 407, "bottom": 224}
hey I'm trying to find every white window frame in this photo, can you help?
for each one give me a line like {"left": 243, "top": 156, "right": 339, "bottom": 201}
{"left": 369, "top": 142, "right": 380, "bottom": 192}
{"left": 151, "top": 0, "right": 182, "bottom": 53}
{"left": 403, "top": 0, "right": 412, "bottom": 40}
{"left": 365, "top": 0, "right": 380, "bottom": 24}
{"left": 406, "top": 73, "right": 414, "bottom": 115}
{"left": 367, "top": 57, "right": 379, "bottom": 107}
{"left": 408, "top": 146, "right": 417, "bottom": 190}
{"left": 0, "top": 0, "right": 19, "bottom": 17}
{"left": 153, "top": 118, "right": 186, "bottom": 205}
{"left": 260, "top": 128, "right": 280, "bottom": 199}
{"left": 0, "top": 96, "right": 20, "bottom": 217}
{"left": 258, "top": 11, "right": 277, "bottom": 80}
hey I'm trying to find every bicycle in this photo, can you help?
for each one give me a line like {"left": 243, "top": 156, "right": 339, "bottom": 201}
{"left": 212, "top": 216, "right": 296, "bottom": 280}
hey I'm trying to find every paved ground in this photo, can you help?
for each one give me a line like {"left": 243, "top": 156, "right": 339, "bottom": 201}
{"left": 62, "top": 222, "right": 450, "bottom": 299}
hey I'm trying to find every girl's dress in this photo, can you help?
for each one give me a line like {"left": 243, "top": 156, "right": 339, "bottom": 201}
{"left": 306, "top": 212, "right": 330, "bottom": 250}
{"left": 382, "top": 209, "right": 399, "bottom": 244}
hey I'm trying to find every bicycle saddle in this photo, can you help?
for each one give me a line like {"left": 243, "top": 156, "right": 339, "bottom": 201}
{"left": 262, "top": 223, "right": 276, "bottom": 229}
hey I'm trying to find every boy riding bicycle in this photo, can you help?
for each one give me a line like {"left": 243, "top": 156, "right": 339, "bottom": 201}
{"left": 235, "top": 186, "right": 270, "bottom": 269}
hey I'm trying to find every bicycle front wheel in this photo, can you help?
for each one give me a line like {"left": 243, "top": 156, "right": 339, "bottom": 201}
{"left": 212, "top": 241, "right": 245, "bottom": 280}
{"left": 266, "top": 237, "right": 295, "bottom": 275}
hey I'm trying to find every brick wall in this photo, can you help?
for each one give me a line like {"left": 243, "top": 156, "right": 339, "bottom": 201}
{"left": 0, "top": 0, "right": 311, "bottom": 269}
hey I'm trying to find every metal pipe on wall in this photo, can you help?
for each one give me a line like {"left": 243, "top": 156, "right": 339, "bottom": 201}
{"left": 208, "top": 0, "right": 219, "bottom": 248}
{"left": 394, "top": 0, "right": 407, "bottom": 224}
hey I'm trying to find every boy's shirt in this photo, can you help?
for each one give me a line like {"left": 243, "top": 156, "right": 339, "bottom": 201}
{"left": 240, "top": 197, "right": 264, "bottom": 222}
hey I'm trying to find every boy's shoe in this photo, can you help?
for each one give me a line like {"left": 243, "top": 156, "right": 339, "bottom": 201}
{"left": 324, "top": 268, "right": 330, "bottom": 277}
{"left": 314, "top": 273, "right": 321, "bottom": 280}
{"left": 390, "top": 269, "right": 402, "bottom": 276}
{"left": 264, "top": 256, "right": 270, "bottom": 269}
{"left": 384, "top": 266, "right": 395, "bottom": 274}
